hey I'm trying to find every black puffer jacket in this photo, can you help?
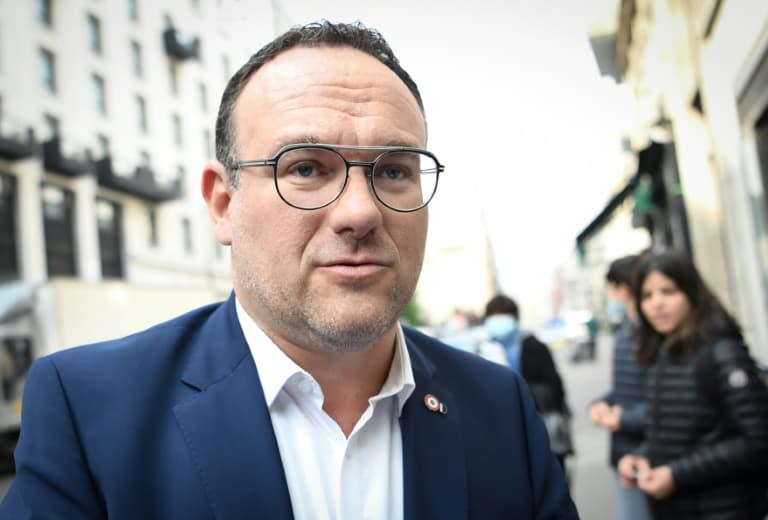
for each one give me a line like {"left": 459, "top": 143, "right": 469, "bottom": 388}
{"left": 641, "top": 337, "right": 768, "bottom": 519}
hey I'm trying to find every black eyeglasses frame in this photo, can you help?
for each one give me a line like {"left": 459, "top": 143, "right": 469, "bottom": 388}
{"left": 231, "top": 143, "right": 443, "bottom": 212}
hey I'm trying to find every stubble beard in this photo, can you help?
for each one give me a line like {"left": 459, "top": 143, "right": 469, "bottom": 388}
{"left": 235, "top": 260, "right": 415, "bottom": 353}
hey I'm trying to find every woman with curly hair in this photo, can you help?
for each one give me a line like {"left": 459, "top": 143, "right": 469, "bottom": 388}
{"left": 618, "top": 251, "right": 768, "bottom": 519}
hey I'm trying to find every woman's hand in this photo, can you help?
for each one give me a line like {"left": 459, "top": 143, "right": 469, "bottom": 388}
{"left": 602, "top": 405, "right": 622, "bottom": 432}
{"left": 637, "top": 464, "right": 675, "bottom": 499}
{"left": 589, "top": 401, "right": 610, "bottom": 424}
{"left": 617, "top": 454, "right": 649, "bottom": 488}
{"left": 590, "top": 401, "right": 622, "bottom": 431}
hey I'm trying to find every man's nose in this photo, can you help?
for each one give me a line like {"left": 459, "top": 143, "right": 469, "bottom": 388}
{"left": 327, "top": 166, "right": 383, "bottom": 238}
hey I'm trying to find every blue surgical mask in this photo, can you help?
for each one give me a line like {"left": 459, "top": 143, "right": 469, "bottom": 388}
{"left": 484, "top": 314, "right": 518, "bottom": 339}
{"left": 606, "top": 300, "right": 626, "bottom": 321}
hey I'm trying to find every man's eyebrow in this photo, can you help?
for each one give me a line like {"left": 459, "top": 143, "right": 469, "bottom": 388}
{"left": 380, "top": 139, "right": 421, "bottom": 148}
{"left": 271, "top": 135, "right": 322, "bottom": 152}
{"left": 269, "top": 136, "right": 423, "bottom": 153}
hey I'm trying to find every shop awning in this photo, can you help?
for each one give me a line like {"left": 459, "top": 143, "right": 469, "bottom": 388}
{"left": 575, "top": 141, "right": 665, "bottom": 251}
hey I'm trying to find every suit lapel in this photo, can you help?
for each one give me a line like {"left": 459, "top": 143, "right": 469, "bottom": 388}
{"left": 172, "top": 304, "right": 468, "bottom": 519}
{"left": 401, "top": 334, "right": 468, "bottom": 520}
{"left": 173, "top": 296, "right": 293, "bottom": 519}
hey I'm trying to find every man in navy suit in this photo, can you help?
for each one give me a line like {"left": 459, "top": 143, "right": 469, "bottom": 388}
{"left": 1, "top": 21, "right": 578, "bottom": 519}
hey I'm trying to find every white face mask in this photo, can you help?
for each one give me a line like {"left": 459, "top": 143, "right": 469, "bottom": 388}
{"left": 484, "top": 314, "right": 518, "bottom": 339}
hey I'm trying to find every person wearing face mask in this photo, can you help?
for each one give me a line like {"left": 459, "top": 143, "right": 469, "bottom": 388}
{"left": 589, "top": 254, "right": 652, "bottom": 520}
{"left": 618, "top": 251, "right": 768, "bottom": 519}
{"left": 482, "top": 294, "right": 572, "bottom": 469}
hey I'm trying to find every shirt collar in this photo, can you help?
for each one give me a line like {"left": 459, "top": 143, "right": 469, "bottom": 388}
{"left": 235, "top": 298, "right": 415, "bottom": 415}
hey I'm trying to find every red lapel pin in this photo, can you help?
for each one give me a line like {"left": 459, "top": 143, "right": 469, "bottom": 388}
{"left": 424, "top": 393, "right": 448, "bottom": 415}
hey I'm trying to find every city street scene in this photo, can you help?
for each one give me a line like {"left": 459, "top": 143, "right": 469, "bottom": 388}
{"left": 1, "top": 0, "right": 768, "bottom": 517}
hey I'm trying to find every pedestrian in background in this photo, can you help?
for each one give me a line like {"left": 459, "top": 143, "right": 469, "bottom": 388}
{"left": 589, "top": 254, "right": 652, "bottom": 520}
{"left": 483, "top": 294, "right": 574, "bottom": 469}
{"left": 618, "top": 251, "right": 768, "bottom": 519}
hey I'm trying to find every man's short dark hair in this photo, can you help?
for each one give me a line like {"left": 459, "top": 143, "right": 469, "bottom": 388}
{"left": 215, "top": 20, "right": 425, "bottom": 186}
{"left": 485, "top": 294, "right": 519, "bottom": 320}
{"left": 605, "top": 254, "right": 639, "bottom": 286}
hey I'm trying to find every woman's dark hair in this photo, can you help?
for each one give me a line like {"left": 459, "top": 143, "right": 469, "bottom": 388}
{"left": 633, "top": 250, "right": 742, "bottom": 364}
{"left": 485, "top": 294, "right": 519, "bottom": 319}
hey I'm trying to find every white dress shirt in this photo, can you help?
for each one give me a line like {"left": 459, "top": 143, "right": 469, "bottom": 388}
{"left": 235, "top": 299, "right": 415, "bottom": 520}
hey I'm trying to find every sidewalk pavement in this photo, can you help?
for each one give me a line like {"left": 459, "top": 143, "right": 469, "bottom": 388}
{"left": 556, "top": 332, "right": 618, "bottom": 519}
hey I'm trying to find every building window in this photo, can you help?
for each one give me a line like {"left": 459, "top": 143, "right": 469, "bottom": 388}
{"left": 97, "top": 134, "right": 110, "bottom": 158}
{"left": 41, "top": 184, "right": 77, "bottom": 277}
{"left": 96, "top": 199, "right": 123, "bottom": 278}
{"left": 131, "top": 41, "right": 143, "bottom": 77}
{"left": 136, "top": 95, "right": 147, "bottom": 133}
{"left": 199, "top": 82, "right": 207, "bottom": 112}
{"left": 139, "top": 150, "right": 151, "bottom": 169}
{"left": 43, "top": 114, "right": 59, "bottom": 140}
{"left": 222, "top": 55, "right": 230, "bottom": 80}
{"left": 172, "top": 114, "right": 182, "bottom": 147}
{"left": 87, "top": 14, "right": 102, "bottom": 54}
{"left": 181, "top": 217, "right": 193, "bottom": 253}
{"left": 177, "top": 165, "right": 186, "bottom": 194}
{"left": 128, "top": 0, "right": 138, "bottom": 22}
{"left": 38, "top": 0, "right": 53, "bottom": 27}
{"left": 148, "top": 208, "right": 158, "bottom": 247}
{"left": 203, "top": 129, "right": 212, "bottom": 159}
{"left": 92, "top": 74, "right": 107, "bottom": 114}
{"left": 0, "top": 173, "right": 18, "bottom": 281}
{"left": 168, "top": 64, "right": 178, "bottom": 95}
{"left": 39, "top": 48, "right": 56, "bottom": 93}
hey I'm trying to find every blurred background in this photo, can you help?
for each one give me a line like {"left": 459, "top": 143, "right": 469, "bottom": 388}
{"left": 0, "top": 0, "right": 767, "bottom": 516}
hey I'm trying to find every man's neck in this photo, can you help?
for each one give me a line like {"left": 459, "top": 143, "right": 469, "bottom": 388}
{"left": 275, "top": 330, "right": 398, "bottom": 437}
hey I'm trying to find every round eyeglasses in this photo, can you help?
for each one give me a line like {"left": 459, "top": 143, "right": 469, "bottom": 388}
{"left": 232, "top": 144, "right": 443, "bottom": 212}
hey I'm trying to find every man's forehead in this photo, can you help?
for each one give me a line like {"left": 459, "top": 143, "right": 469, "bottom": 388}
{"left": 232, "top": 45, "right": 426, "bottom": 148}
{"left": 243, "top": 45, "right": 420, "bottom": 111}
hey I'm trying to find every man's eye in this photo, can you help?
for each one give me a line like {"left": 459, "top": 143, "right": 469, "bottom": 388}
{"left": 295, "top": 163, "right": 317, "bottom": 177}
{"left": 379, "top": 166, "right": 408, "bottom": 180}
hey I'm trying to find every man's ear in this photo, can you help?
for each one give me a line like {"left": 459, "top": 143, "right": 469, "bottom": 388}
{"left": 202, "top": 160, "right": 233, "bottom": 246}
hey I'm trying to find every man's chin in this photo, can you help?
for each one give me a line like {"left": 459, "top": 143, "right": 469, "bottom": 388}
{"left": 306, "top": 311, "right": 398, "bottom": 353}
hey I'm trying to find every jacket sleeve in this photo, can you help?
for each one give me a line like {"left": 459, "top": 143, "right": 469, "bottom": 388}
{"left": 590, "top": 389, "right": 615, "bottom": 406}
{"left": 0, "top": 357, "right": 105, "bottom": 519}
{"left": 523, "top": 336, "right": 570, "bottom": 413}
{"left": 669, "top": 339, "right": 768, "bottom": 490}
{"left": 618, "top": 401, "right": 647, "bottom": 434}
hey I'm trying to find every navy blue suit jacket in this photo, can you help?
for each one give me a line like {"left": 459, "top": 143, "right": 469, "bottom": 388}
{"left": 0, "top": 296, "right": 577, "bottom": 519}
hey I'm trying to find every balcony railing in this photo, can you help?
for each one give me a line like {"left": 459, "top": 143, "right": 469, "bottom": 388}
{"left": 163, "top": 27, "right": 200, "bottom": 61}
{"left": 42, "top": 138, "right": 90, "bottom": 177}
{"left": 0, "top": 129, "right": 36, "bottom": 161}
{"left": 95, "top": 158, "right": 182, "bottom": 203}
